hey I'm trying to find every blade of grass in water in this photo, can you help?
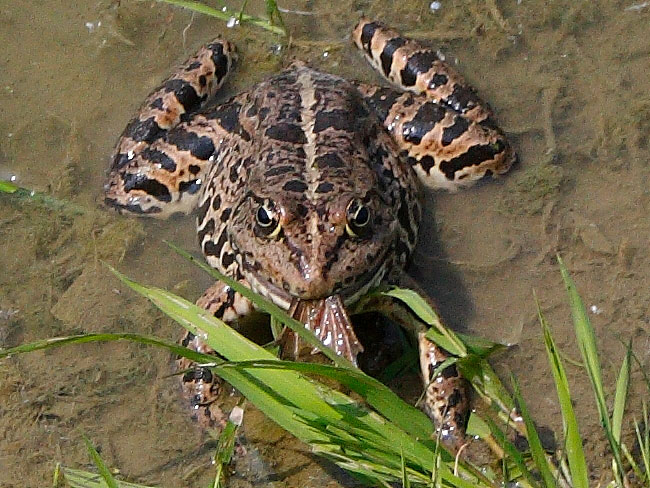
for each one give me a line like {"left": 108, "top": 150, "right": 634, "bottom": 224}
{"left": 82, "top": 436, "right": 119, "bottom": 488}
{"left": 58, "top": 467, "right": 156, "bottom": 488}
{"left": 212, "top": 413, "right": 241, "bottom": 488}
{"left": 0, "top": 332, "right": 214, "bottom": 364}
{"left": 511, "top": 375, "right": 557, "bottom": 488}
{"left": 538, "top": 298, "right": 589, "bottom": 488}
{"left": 156, "top": 0, "right": 286, "bottom": 35}
{"left": 611, "top": 341, "right": 631, "bottom": 481}
{"left": 0, "top": 178, "right": 86, "bottom": 215}
{"left": 557, "top": 256, "right": 625, "bottom": 483}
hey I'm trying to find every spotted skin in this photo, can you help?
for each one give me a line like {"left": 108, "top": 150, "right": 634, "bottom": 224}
{"left": 104, "top": 39, "right": 237, "bottom": 216}
{"left": 352, "top": 18, "right": 517, "bottom": 190}
{"left": 104, "top": 20, "right": 518, "bottom": 447}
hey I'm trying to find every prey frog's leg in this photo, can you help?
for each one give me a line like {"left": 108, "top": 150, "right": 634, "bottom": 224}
{"left": 104, "top": 39, "right": 237, "bottom": 216}
{"left": 352, "top": 277, "right": 469, "bottom": 449}
{"left": 352, "top": 19, "right": 517, "bottom": 191}
{"left": 178, "top": 276, "right": 254, "bottom": 429}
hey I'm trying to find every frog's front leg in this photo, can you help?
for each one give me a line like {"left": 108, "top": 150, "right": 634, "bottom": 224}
{"left": 178, "top": 278, "right": 254, "bottom": 429}
{"left": 104, "top": 39, "right": 237, "bottom": 217}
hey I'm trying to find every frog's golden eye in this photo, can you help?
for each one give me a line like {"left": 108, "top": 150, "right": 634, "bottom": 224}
{"left": 255, "top": 199, "right": 281, "bottom": 238}
{"left": 345, "top": 199, "right": 371, "bottom": 238}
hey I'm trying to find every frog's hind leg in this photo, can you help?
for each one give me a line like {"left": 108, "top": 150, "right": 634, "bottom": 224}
{"left": 178, "top": 277, "right": 254, "bottom": 429}
{"left": 352, "top": 275, "right": 469, "bottom": 450}
{"left": 104, "top": 39, "right": 237, "bottom": 217}
{"left": 352, "top": 19, "right": 517, "bottom": 191}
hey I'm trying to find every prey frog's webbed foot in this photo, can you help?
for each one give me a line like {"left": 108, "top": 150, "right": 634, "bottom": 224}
{"left": 280, "top": 295, "right": 364, "bottom": 366}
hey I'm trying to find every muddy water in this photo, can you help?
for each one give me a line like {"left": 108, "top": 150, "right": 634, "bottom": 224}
{"left": 1, "top": 0, "right": 649, "bottom": 486}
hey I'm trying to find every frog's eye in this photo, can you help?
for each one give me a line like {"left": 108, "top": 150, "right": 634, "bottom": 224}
{"left": 345, "top": 199, "right": 371, "bottom": 238}
{"left": 255, "top": 199, "right": 281, "bottom": 238}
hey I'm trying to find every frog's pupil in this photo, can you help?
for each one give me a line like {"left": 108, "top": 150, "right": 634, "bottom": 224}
{"left": 257, "top": 206, "right": 272, "bottom": 226}
{"left": 355, "top": 206, "right": 369, "bottom": 226}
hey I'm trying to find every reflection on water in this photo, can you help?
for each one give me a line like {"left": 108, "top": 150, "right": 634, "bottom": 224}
{"left": 1, "top": 0, "right": 649, "bottom": 486}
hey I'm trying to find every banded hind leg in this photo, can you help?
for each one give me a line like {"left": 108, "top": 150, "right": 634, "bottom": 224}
{"left": 352, "top": 19, "right": 517, "bottom": 191}
{"left": 352, "top": 274, "right": 469, "bottom": 450}
{"left": 104, "top": 39, "right": 237, "bottom": 216}
{"left": 178, "top": 277, "right": 255, "bottom": 429}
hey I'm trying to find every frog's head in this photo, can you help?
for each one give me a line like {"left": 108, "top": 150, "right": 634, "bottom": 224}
{"left": 228, "top": 155, "right": 413, "bottom": 308}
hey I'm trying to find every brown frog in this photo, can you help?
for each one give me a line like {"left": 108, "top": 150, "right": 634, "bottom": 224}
{"left": 104, "top": 18, "right": 517, "bottom": 447}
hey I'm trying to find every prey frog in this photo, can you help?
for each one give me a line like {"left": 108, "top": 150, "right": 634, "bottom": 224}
{"left": 104, "top": 19, "right": 517, "bottom": 447}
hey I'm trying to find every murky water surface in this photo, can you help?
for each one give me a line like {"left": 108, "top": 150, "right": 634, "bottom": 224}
{"left": 1, "top": 0, "right": 649, "bottom": 486}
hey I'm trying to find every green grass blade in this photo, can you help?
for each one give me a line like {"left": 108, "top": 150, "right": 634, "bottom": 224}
{"left": 212, "top": 359, "right": 434, "bottom": 439}
{"left": 155, "top": 0, "right": 286, "bottom": 35}
{"left": 612, "top": 341, "right": 631, "bottom": 443}
{"left": 0, "top": 332, "right": 214, "bottom": 364}
{"left": 482, "top": 416, "right": 538, "bottom": 487}
{"left": 557, "top": 256, "right": 625, "bottom": 481}
{"left": 165, "top": 242, "right": 356, "bottom": 370}
{"left": 511, "top": 376, "right": 556, "bottom": 488}
{"left": 82, "top": 436, "right": 119, "bottom": 488}
{"left": 380, "top": 287, "right": 467, "bottom": 357}
{"left": 59, "top": 468, "right": 156, "bottom": 488}
{"left": 0, "top": 179, "right": 19, "bottom": 193}
{"left": 401, "top": 447, "right": 411, "bottom": 488}
{"left": 0, "top": 179, "right": 86, "bottom": 214}
{"left": 538, "top": 301, "right": 589, "bottom": 488}
{"left": 611, "top": 341, "right": 631, "bottom": 483}
{"left": 212, "top": 411, "right": 241, "bottom": 488}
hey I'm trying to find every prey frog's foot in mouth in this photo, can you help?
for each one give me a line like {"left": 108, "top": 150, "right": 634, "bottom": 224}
{"left": 280, "top": 295, "right": 364, "bottom": 366}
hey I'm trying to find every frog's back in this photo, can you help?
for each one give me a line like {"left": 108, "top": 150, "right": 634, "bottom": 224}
{"left": 197, "top": 65, "right": 420, "bottom": 303}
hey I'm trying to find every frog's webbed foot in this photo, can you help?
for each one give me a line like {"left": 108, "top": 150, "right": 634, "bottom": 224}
{"left": 178, "top": 278, "right": 254, "bottom": 430}
{"left": 279, "top": 295, "right": 364, "bottom": 366}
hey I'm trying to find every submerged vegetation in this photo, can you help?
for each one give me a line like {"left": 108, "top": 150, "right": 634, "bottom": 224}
{"left": 155, "top": 0, "right": 287, "bottom": 36}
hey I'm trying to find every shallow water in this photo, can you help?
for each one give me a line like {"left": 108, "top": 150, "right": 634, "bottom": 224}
{"left": 1, "top": 0, "right": 649, "bottom": 486}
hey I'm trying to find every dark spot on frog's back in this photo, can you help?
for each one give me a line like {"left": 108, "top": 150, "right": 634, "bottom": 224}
{"left": 265, "top": 123, "right": 307, "bottom": 144}
{"left": 441, "top": 116, "right": 470, "bottom": 146}
{"left": 179, "top": 179, "right": 202, "bottom": 195}
{"left": 316, "top": 182, "right": 334, "bottom": 193}
{"left": 124, "top": 116, "right": 164, "bottom": 144}
{"left": 141, "top": 147, "right": 177, "bottom": 172}
{"left": 265, "top": 165, "right": 294, "bottom": 178}
{"left": 313, "top": 109, "right": 356, "bottom": 133}
{"left": 364, "top": 88, "right": 402, "bottom": 122}
{"left": 401, "top": 102, "right": 447, "bottom": 144}
{"left": 315, "top": 152, "right": 345, "bottom": 168}
{"left": 166, "top": 130, "right": 215, "bottom": 160}
{"left": 207, "top": 42, "right": 230, "bottom": 81}
{"left": 440, "top": 143, "right": 500, "bottom": 179}
{"left": 283, "top": 180, "right": 308, "bottom": 193}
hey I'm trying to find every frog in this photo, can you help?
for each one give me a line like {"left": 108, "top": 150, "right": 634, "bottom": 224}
{"left": 103, "top": 18, "right": 517, "bottom": 447}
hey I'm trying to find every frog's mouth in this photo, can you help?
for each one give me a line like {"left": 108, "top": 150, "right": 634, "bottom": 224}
{"left": 242, "top": 252, "right": 389, "bottom": 312}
